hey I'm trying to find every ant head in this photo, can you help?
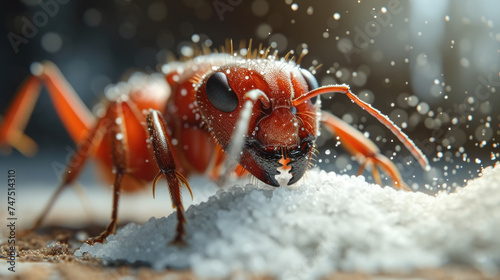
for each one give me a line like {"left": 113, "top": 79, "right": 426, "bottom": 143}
{"left": 197, "top": 58, "right": 320, "bottom": 186}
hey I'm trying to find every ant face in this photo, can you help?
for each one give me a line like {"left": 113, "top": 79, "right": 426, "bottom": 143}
{"left": 197, "top": 58, "right": 320, "bottom": 186}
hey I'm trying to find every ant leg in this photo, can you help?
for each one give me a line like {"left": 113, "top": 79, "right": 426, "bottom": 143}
{"left": 21, "top": 116, "right": 108, "bottom": 237}
{"left": 0, "top": 76, "right": 41, "bottom": 156}
{"left": 147, "top": 110, "right": 192, "bottom": 245}
{"left": 356, "top": 158, "right": 385, "bottom": 186}
{"left": 0, "top": 61, "right": 94, "bottom": 155}
{"left": 321, "top": 111, "right": 410, "bottom": 191}
{"left": 370, "top": 163, "right": 382, "bottom": 186}
{"left": 86, "top": 102, "right": 131, "bottom": 244}
{"left": 372, "top": 153, "right": 411, "bottom": 191}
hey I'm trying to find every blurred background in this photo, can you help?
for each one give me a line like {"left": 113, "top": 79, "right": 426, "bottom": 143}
{"left": 1, "top": 0, "right": 499, "bottom": 193}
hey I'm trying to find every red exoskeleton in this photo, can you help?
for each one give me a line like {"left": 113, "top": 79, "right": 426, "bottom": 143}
{"left": 0, "top": 43, "right": 429, "bottom": 244}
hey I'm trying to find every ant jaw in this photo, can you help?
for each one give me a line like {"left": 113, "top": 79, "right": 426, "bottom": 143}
{"left": 244, "top": 138, "right": 314, "bottom": 187}
{"left": 275, "top": 156, "right": 292, "bottom": 187}
{"left": 286, "top": 138, "right": 314, "bottom": 185}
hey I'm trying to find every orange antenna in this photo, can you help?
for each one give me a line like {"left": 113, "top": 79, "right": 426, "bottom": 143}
{"left": 293, "top": 85, "right": 430, "bottom": 170}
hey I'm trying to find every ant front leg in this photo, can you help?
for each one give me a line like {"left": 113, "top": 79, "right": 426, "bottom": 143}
{"left": 320, "top": 111, "right": 410, "bottom": 191}
{"left": 146, "top": 110, "right": 192, "bottom": 245}
{"left": 86, "top": 101, "right": 130, "bottom": 244}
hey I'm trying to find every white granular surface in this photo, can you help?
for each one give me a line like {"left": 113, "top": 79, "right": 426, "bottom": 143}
{"left": 78, "top": 164, "right": 500, "bottom": 279}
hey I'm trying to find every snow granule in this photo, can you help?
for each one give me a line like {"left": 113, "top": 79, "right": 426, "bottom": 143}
{"left": 78, "top": 164, "right": 500, "bottom": 279}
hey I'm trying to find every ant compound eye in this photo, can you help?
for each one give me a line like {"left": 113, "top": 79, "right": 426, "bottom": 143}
{"left": 205, "top": 72, "right": 238, "bottom": 113}
{"left": 300, "top": 68, "right": 319, "bottom": 105}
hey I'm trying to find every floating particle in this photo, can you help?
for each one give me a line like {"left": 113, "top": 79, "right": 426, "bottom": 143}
{"left": 307, "top": 6, "right": 314, "bottom": 15}
{"left": 475, "top": 124, "right": 493, "bottom": 141}
{"left": 83, "top": 8, "right": 102, "bottom": 27}
{"left": 148, "top": 2, "right": 167, "bottom": 21}
{"left": 41, "top": 32, "right": 63, "bottom": 53}
{"left": 256, "top": 24, "right": 272, "bottom": 39}
{"left": 251, "top": 0, "right": 269, "bottom": 17}
{"left": 337, "top": 38, "right": 353, "bottom": 54}
{"left": 191, "top": 34, "right": 200, "bottom": 43}
{"left": 181, "top": 45, "right": 194, "bottom": 57}
{"left": 407, "top": 96, "right": 419, "bottom": 107}
{"left": 333, "top": 12, "right": 341, "bottom": 20}
{"left": 352, "top": 72, "right": 367, "bottom": 87}
{"left": 268, "top": 33, "right": 288, "bottom": 52}
{"left": 416, "top": 102, "right": 430, "bottom": 115}
{"left": 119, "top": 22, "right": 136, "bottom": 39}
{"left": 460, "top": 58, "right": 470, "bottom": 68}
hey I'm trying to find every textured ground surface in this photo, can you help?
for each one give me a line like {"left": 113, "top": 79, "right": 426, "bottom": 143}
{"left": 79, "top": 165, "right": 500, "bottom": 279}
